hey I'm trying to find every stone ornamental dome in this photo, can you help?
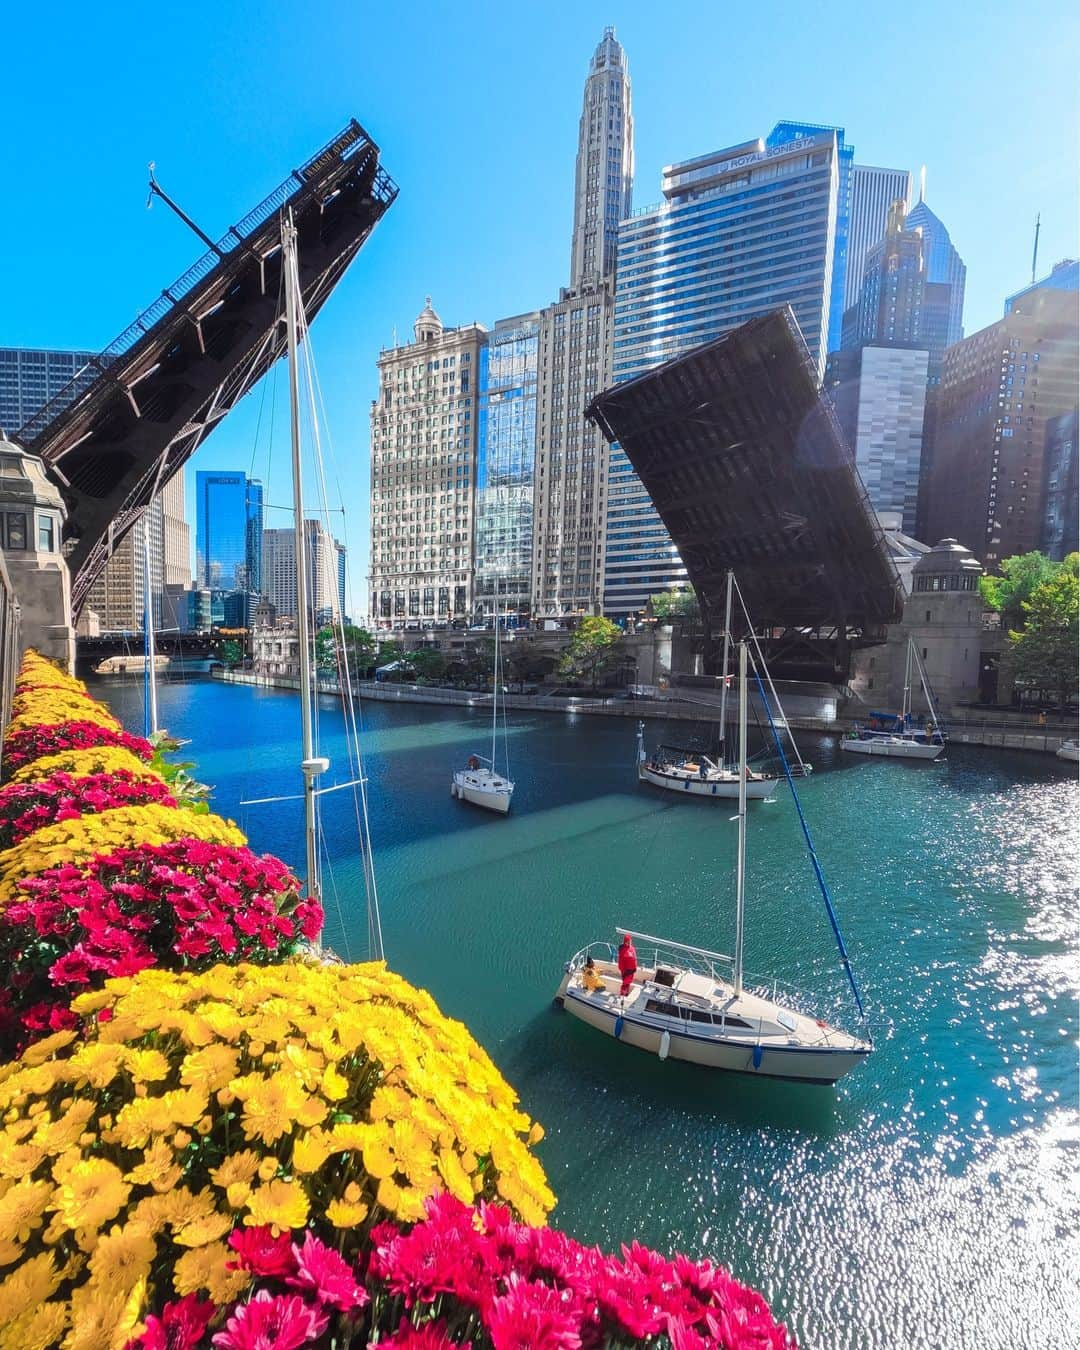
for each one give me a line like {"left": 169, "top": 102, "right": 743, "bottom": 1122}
{"left": 414, "top": 296, "right": 443, "bottom": 343}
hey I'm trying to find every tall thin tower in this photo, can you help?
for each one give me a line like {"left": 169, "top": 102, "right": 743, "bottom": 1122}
{"left": 569, "top": 26, "right": 634, "bottom": 287}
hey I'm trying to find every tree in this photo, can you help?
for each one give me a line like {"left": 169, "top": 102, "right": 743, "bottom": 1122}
{"left": 213, "top": 638, "right": 243, "bottom": 670}
{"left": 1008, "top": 553, "right": 1079, "bottom": 705}
{"left": 376, "top": 639, "right": 405, "bottom": 666}
{"left": 315, "top": 625, "right": 377, "bottom": 675}
{"left": 408, "top": 647, "right": 447, "bottom": 683}
{"left": 980, "top": 552, "right": 1059, "bottom": 630}
{"left": 558, "top": 616, "right": 624, "bottom": 688}
{"left": 504, "top": 647, "right": 556, "bottom": 691}
{"left": 649, "top": 590, "right": 700, "bottom": 623}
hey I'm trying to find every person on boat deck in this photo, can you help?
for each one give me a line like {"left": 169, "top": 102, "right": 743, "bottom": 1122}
{"left": 581, "top": 958, "right": 605, "bottom": 992}
{"left": 617, "top": 934, "right": 638, "bottom": 996}
{"left": 466, "top": 755, "right": 479, "bottom": 771}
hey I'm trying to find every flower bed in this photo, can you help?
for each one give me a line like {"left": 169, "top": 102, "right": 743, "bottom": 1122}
{"left": 0, "top": 653, "right": 795, "bottom": 1348}
{"left": 0, "top": 769, "right": 178, "bottom": 849}
{"left": 0, "top": 841, "right": 318, "bottom": 1058}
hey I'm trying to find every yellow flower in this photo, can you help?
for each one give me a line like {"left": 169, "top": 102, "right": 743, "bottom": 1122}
{"left": 436, "top": 1149, "right": 475, "bottom": 1205}
{"left": 33, "top": 1099, "right": 96, "bottom": 1154}
{"left": 87, "top": 1224, "right": 156, "bottom": 1292}
{"left": 125, "top": 1049, "right": 171, "bottom": 1083}
{"left": 174, "top": 1240, "right": 250, "bottom": 1304}
{"left": 180, "top": 1044, "right": 238, "bottom": 1094}
{"left": 124, "top": 1140, "right": 175, "bottom": 1187}
{"left": 0, "top": 1137, "right": 44, "bottom": 1180}
{"left": 291, "top": 1129, "right": 334, "bottom": 1175}
{"left": 325, "top": 1182, "right": 369, "bottom": 1227}
{"left": 237, "top": 1072, "right": 308, "bottom": 1147}
{"left": 209, "top": 1151, "right": 261, "bottom": 1189}
{"left": 244, "top": 1180, "right": 309, "bottom": 1232}
{"left": 18, "top": 1030, "right": 78, "bottom": 1066}
{"left": 53, "top": 1160, "right": 130, "bottom": 1232}
{"left": 0, "top": 1252, "right": 63, "bottom": 1329}
{"left": 0, "top": 1177, "right": 52, "bottom": 1244}
{"left": 0, "top": 1296, "right": 67, "bottom": 1349}
{"left": 174, "top": 1206, "right": 233, "bottom": 1248}
{"left": 67, "top": 1043, "right": 125, "bottom": 1090}
{"left": 527, "top": 1122, "right": 545, "bottom": 1145}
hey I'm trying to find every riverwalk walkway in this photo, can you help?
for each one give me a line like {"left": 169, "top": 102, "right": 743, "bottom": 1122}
{"left": 212, "top": 669, "right": 1077, "bottom": 757}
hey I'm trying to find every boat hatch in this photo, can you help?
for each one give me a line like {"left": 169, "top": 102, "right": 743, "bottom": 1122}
{"left": 776, "top": 1011, "right": 798, "bottom": 1033}
{"left": 674, "top": 972, "right": 719, "bottom": 1001}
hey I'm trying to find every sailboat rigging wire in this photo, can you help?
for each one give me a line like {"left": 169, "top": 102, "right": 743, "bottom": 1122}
{"left": 751, "top": 663, "right": 871, "bottom": 1035}
{"left": 732, "top": 574, "right": 809, "bottom": 774}
{"left": 293, "top": 277, "right": 384, "bottom": 962}
{"left": 316, "top": 813, "right": 353, "bottom": 963}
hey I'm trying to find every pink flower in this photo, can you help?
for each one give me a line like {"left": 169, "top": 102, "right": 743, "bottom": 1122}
{"left": 132, "top": 1294, "right": 215, "bottom": 1349}
{"left": 288, "top": 1231, "right": 368, "bottom": 1311}
{"left": 484, "top": 1276, "right": 582, "bottom": 1350}
{"left": 383, "top": 1318, "right": 469, "bottom": 1348}
{"left": 227, "top": 1225, "right": 298, "bottom": 1279}
{"left": 49, "top": 951, "right": 92, "bottom": 986}
{"left": 211, "top": 1290, "right": 329, "bottom": 1350}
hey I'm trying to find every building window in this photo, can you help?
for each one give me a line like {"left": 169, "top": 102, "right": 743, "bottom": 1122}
{"left": 925, "top": 610, "right": 931, "bottom": 623}
{"left": 37, "top": 516, "right": 55, "bottom": 552}
{"left": 3, "top": 513, "right": 27, "bottom": 550}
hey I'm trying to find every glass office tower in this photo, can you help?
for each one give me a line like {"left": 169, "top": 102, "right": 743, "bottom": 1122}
{"left": 475, "top": 315, "right": 540, "bottom": 620}
{"left": 195, "top": 471, "right": 264, "bottom": 593}
{"left": 0, "top": 347, "right": 96, "bottom": 438}
{"left": 604, "top": 124, "right": 844, "bottom": 616}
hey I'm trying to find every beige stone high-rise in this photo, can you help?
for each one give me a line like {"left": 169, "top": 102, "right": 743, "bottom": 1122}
{"left": 83, "top": 472, "right": 189, "bottom": 630}
{"left": 369, "top": 300, "right": 486, "bottom": 627}
{"left": 532, "top": 28, "right": 633, "bottom": 618}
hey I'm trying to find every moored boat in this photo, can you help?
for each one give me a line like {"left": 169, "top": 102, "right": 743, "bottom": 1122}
{"left": 842, "top": 638, "right": 946, "bottom": 761}
{"left": 559, "top": 642, "right": 873, "bottom": 1087}
{"left": 1056, "top": 739, "right": 1079, "bottom": 763}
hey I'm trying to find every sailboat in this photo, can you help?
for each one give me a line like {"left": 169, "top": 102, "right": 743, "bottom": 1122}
{"left": 451, "top": 602, "right": 514, "bottom": 814}
{"left": 556, "top": 641, "right": 872, "bottom": 1085}
{"left": 842, "top": 637, "right": 946, "bottom": 760}
{"left": 636, "top": 571, "right": 810, "bottom": 800}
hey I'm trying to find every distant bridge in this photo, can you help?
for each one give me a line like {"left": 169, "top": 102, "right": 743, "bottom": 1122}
{"left": 17, "top": 121, "right": 398, "bottom": 616}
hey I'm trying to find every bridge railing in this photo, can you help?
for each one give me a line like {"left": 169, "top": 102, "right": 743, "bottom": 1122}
{"left": 17, "top": 119, "right": 386, "bottom": 449}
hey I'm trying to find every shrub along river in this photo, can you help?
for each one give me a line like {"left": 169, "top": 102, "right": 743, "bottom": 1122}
{"left": 96, "top": 674, "right": 1079, "bottom": 1350}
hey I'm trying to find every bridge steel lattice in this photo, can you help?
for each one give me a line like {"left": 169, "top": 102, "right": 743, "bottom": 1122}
{"left": 17, "top": 121, "right": 398, "bottom": 616}
{"left": 586, "top": 308, "right": 904, "bottom": 678}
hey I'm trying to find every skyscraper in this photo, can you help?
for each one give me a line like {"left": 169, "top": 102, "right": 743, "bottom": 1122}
{"left": 531, "top": 28, "right": 633, "bottom": 619}
{"left": 925, "top": 288, "right": 1078, "bottom": 566}
{"left": 475, "top": 313, "right": 540, "bottom": 620}
{"left": 845, "top": 165, "right": 912, "bottom": 312}
{"left": 904, "top": 187, "right": 966, "bottom": 346}
{"left": 368, "top": 301, "right": 486, "bottom": 626}
{"left": 604, "top": 123, "right": 845, "bottom": 615}
{"left": 263, "top": 521, "right": 342, "bottom": 623}
{"left": 568, "top": 26, "right": 634, "bottom": 289}
{"left": 0, "top": 347, "right": 96, "bottom": 440}
{"left": 195, "top": 471, "right": 264, "bottom": 593}
{"left": 1039, "top": 410, "right": 1078, "bottom": 561}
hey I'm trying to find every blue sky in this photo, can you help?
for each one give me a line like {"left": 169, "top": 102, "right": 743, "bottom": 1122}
{"left": 4, "top": 0, "right": 1077, "bottom": 612}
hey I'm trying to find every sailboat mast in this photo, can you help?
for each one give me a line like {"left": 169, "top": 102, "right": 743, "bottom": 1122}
{"left": 142, "top": 511, "right": 158, "bottom": 737}
{"left": 283, "top": 212, "right": 322, "bottom": 920}
{"left": 718, "top": 570, "right": 733, "bottom": 751}
{"left": 491, "top": 596, "right": 499, "bottom": 769}
{"left": 902, "top": 637, "right": 913, "bottom": 722}
{"left": 734, "top": 641, "right": 748, "bottom": 995}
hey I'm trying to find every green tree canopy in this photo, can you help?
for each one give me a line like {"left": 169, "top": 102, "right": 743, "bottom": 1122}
{"left": 408, "top": 646, "right": 447, "bottom": 682}
{"left": 649, "top": 590, "right": 700, "bottom": 622}
{"left": 979, "top": 552, "right": 1060, "bottom": 629}
{"left": 1008, "top": 553, "right": 1079, "bottom": 704}
{"left": 315, "top": 624, "right": 377, "bottom": 673}
{"left": 558, "top": 616, "right": 624, "bottom": 688}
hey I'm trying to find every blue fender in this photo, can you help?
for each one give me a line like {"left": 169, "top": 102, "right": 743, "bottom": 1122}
{"left": 752, "top": 1044, "right": 763, "bottom": 1070}
{"left": 614, "top": 1015, "right": 624, "bottom": 1039}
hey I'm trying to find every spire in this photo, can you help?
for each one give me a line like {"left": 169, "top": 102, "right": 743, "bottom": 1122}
{"left": 569, "top": 29, "right": 634, "bottom": 287}
{"left": 919, "top": 165, "right": 926, "bottom": 203}
{"left": 413, "top": 296, "right": 443, "bottom": 343}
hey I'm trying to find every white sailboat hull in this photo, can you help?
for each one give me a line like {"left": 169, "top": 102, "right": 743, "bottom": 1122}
{"left": 557, "top": 974, "right": 869, "bottom": 1085}
{"left": 452, "top": 769, "right": 514, "bottom": 814}
{"left": 639, "top": 764, "right": 778, "bottom": 799}
{"left": 841, "top": 736, "right": 944, "bottom": 760}
{"left": 1056, "top": 740, "right": 1079, "bottom": 763}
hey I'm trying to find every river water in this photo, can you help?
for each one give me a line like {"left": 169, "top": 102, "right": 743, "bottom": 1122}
{"left": 94, "top": 674, "right": 1079, "bottom": 1350}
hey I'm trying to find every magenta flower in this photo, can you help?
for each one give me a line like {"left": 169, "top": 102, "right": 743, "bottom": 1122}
{"left": 484, "top": 1275, "right": 582, "bottom": 1350}
{"left": 227, "top": 1225, "right": 298, "bottom": 1280}
{"left": 211, "top": 1290, "right": 329, "bottom": 1350}
{"left": 132, "top": 1294, "right": 215, "bottom": 1349}
{"left": 383, "top": 1318, "right": 470, "bottom": 1348}
{"left": 288, "top": 1231, "right": 368, "bottom": 1311}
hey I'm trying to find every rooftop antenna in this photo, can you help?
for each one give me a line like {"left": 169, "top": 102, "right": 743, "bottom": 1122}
{"left": 146, "top": 162, "right": 224, "bottom": 257}
{"left": 1031, "top": 213, "right": 1041, "bottom": 285}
